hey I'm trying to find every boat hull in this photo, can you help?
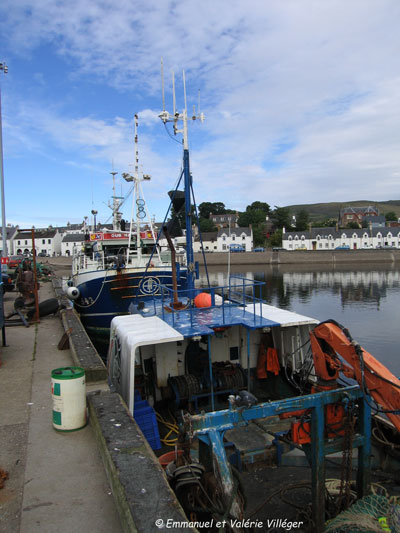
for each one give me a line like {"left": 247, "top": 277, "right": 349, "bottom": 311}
{"left": 73, "top": 266, "right": 188, "bottom": 331}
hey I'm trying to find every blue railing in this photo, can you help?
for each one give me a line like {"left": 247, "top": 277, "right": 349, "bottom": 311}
{"left": 147, "top": 275, "right": 266, "bottom": 328}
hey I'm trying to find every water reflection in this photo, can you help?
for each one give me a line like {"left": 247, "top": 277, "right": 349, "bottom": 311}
{"left": 199, "top": 262, "right": 400, "bottom": 375}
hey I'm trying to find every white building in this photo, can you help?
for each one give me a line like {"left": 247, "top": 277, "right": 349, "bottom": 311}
{"left": 61, "top": 233, "right": 86, "bottom": 256}
{"left": 282, "top": 227, "right": 400, "bottom": 251}
{"left": 0, "top": 226, "right": 18, "bottom": 256}
{"left": 193, "top": 232, "right": 218, "bottom": 253}
{"left": 13, "top": 229, "right": 63, "bottom": 256}
{"left": 217, "top": 227, "right": 253, "bottom": 252}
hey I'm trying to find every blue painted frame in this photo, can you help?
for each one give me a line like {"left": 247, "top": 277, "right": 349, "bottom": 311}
{"left": 184, "top": 384, "right": 371, "bottom": 532}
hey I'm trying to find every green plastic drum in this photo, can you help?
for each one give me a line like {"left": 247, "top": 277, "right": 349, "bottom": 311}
{"left": 51, "top": 367, "right": 87, "bottom": 431}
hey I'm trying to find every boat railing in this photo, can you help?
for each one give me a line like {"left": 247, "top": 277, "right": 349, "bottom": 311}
{"left": 149, "top": 275, "right": 266, "bottom": 328}
{"left": 72, "top": 249, "right": 175, "bottom": 273}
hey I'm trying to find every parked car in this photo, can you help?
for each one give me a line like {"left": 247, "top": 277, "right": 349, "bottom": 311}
{"left": 254, "top": 247, "right": 265, "bottom": 252}
{"left": 8, "top": 255, "right": 24, "bottom": 268}
{"left": 335, "top": 245, "right": 350, "bottom": 250}
{"left": 1, "top": 272, "right": 15, "bottom": 293}
{"left": 37, "top": 252, "right": 48, "bottom": 257}
{"left": 229, "top": 244, "right": 245, "bottom": 252}
{"left": 272, "top": 247, "right": 285, "bottom": 251}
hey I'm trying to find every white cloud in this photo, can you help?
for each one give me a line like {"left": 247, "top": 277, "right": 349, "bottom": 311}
{"left": 1, "top": 0, "right": 400, "bottom": 227}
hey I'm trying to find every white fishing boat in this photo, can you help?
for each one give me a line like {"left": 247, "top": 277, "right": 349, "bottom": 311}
{"left": 106, "top": 74, "right": 400, "bottom": 532}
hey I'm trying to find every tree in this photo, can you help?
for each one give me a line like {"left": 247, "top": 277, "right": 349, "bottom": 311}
{"left": 311, "top": 218, "right": 337, "bottom": 228}
{"left": 252, "top": 225, "right": 265, "bottom": 246}
{"left": 272, "top": 207, "right": 291, "bottom": 229}
{"left": 268, "top": 228, "right": 283, "bottom": 247}
{"left": 237, "top": 201, "right": 270, "bottom": 227}
{"left": 295, "top": 210, "right": 309, "bottom": 231}
{"left": 347, "top": 221, "right": 360, "bottom": 229}
{"left": 199, "top": 218, "right": 217, "bottom": 233}
{"left": 385, "top": 211, "right": 397, "bottom": 222}
{"left": 198, "top": 202, "right": 227, "bottom": 219}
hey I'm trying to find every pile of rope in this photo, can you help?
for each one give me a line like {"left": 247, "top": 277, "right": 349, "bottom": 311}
{"left": 325, "top": 489, "right": 400, "bottom": 532}
{"left": 156, "top": 410, "right": 179, "bottom": 447}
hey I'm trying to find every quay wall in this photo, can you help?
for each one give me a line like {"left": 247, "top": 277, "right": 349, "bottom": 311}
{"left": 194, "top": 249, "right": 400, "bottom": 266}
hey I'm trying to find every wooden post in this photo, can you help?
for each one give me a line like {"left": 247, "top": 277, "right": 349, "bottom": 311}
{"left": 31, "top": 228, "right": 40, "bottom": 323}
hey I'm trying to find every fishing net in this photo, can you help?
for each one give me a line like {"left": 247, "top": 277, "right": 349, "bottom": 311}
{"left": 325, "top": 494, "right": 400, "bottom": 532}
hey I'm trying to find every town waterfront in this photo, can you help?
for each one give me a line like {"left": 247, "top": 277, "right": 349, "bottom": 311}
{"left": 200, "top": 262, "right": 400, "bottom": 376}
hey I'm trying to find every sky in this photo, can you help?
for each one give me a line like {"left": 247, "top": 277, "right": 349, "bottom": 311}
{"left": 0, "top": 0, "right": 399, "bottom": 229}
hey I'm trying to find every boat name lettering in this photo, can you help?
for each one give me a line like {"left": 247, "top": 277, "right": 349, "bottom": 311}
{"left": 90, "top": 233, "right": 129, "bottom": 241}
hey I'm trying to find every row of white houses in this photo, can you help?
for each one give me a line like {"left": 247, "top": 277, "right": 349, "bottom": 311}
{"left": 0, "top": 223, "right": 254, "bottom": 257}
{"left": 282, "top": 227, "right": 400, "bottom": 251}
{"left": 193, "top": 227, "right": 253, "bottom": 253}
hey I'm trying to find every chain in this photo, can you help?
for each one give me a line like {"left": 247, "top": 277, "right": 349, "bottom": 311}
{"left": 337, "top": 401, "right": 356, "bottom": 512}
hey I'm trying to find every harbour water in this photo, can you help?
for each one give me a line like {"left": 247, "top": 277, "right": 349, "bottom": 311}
{"left": 200, "top": 262, "right": 400, "bottom": 376}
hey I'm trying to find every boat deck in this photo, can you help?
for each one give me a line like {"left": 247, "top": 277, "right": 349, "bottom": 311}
{"left": 147, "top": 300, "right": 280, "bottom": 337}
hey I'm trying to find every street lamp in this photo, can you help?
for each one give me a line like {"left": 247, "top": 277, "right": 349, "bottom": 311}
{"left": 91, "top": 209, "right": 98, "bottom": 232}
{"left": 0, "top": 61, "right": 8, "bottom": 264}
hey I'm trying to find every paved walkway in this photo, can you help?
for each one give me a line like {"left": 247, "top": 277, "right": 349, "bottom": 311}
{"left": 0, "top": 278, "right": 122, "bottom": 532}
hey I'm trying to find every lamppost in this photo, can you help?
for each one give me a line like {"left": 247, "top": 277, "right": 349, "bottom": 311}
{"left": 0, "top": 61, "right": 8, "bottom": 264}
{"left": 91, "top": 209, "right": 98, "bottom": 232}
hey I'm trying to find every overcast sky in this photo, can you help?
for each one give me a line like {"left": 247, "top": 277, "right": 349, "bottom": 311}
{"left": 1, "top": 0, "right": 399, "bottom": 228}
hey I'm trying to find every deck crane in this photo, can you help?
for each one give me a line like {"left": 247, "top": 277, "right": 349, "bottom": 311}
{"left": 309, "top": 319, "right": 400, "bottom": 432}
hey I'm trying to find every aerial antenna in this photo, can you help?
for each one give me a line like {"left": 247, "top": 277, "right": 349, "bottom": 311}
{"left": 134, "top": 113, "right": 139, "bottom": 179}
{"left": 161, "top": 58, "right": 165, "bottom": 112}
{"left": 198, "top": 89, "right": 201, "bottom": 116}
{"left": 158, "top": 64, "right": 204, "bottom": 149}
{"left": 183, "top": 70, "right": 187, "bottom": 115}
{"left": 172, "top": 70, "right": 176, "bottom": 115}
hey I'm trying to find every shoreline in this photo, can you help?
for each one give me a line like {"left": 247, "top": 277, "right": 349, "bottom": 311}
{"left": 194, "top": 248, "right": 400, "bottom": 265}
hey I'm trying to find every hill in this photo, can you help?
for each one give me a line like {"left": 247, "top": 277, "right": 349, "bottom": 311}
{"left": 284, "top": 200, "right": 400, "bottom": 222}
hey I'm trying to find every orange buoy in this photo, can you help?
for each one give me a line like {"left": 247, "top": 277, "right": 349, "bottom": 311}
{"left": 194, "top": 292, "right": 212, "bottom": 308}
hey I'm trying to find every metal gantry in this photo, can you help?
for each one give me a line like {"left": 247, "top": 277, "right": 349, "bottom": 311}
{"left": 185, "top": 385, "right": 371, "bottom": 533}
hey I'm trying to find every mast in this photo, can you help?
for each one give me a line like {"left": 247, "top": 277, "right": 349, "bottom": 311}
{"left": 123, "top": 115, "right": 161, "bottom": 265}
{"left": 159, "top": 67, "right": 204, "bottom": 295}
{"left": 109, "top": 171, "right": 123, "bottom": 231}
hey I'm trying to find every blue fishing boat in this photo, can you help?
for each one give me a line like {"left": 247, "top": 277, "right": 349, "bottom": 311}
{"left": 68, "top": 114, "right": 188, "bottom": 338}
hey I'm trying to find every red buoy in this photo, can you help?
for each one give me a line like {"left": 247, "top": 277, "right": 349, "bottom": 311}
{"left": 194, "top": 292, "right": 212, "bottom": 308}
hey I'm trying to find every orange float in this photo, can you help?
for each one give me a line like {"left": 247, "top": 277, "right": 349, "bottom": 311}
{"left": 194, "top": 292, "right": 212, "bottom": 308}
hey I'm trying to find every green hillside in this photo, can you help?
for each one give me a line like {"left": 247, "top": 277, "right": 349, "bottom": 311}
{"left": 284, "top": 200, "right": 400, "bottom": 222}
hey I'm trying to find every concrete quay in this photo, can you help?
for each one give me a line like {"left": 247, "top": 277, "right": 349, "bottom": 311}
{"left": 0, "top": 261, "right": 194, "bottom": 533}
{"left": 0, "top": 278, "right": 122, "bottom": 533}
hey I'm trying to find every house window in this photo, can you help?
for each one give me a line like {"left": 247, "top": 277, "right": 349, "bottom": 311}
{"left": 232, "top": 235, "right": 236, "bottom": 241}
{"left": 48, "top": 239, "right": 51, "bottom": 244}
{"left": 242, "top": 235, "right": 245, "bottom": 240}
{"left": 25, "top": 240, "right": 28, "bottom": 245}
{"left": 222, "top": 236, "right": 226, "bottom": 241}
{"left": 42, "top": 239, "right": 45, "bottom": 244}
{"left": 18, "top": 240, "right": 20, "bottom": 245}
